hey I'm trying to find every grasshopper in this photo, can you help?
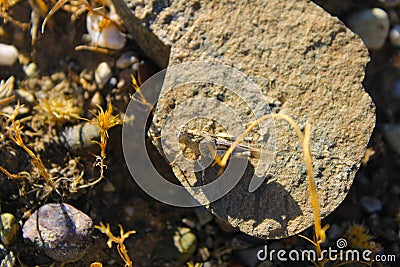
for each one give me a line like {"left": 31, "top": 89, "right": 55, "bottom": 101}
{"left": 177, "top": 127, "right": 260, "bottom": 161}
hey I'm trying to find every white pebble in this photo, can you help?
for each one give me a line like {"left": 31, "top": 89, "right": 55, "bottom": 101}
{"left": 346, "top": 8, "right": 390, "bottom": 50}
{"left": 0, "top": 43, "right": 18, "bottom": 66}
{"left": 109, "top": 77, "right": 117, "bottom": 86}
{"left": 131, "top": 62, "right": 141, "bottom": 73}
{"left": 390, "top": 25, "right": 400, "bottom": 46}
{"left": 86, "top": 12, "right": 126, "bottom": 50}
{"left": 23, "top": 62, "right": 38, "bottom": 77}
{"left": 116, "top": 51, "right": 139, "bottom": 69}
{"left": 95, "top": 62, "right": 112, "bottom": 87}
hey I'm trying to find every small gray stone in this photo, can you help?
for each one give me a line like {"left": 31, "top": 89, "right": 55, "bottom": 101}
{"left": 95, "top": 62, "right": 112, "bottom": 87}
{"left": 131, "top": 62, "right": 141, "bottom": 73}
{"left": 0, "top": 244, "right": 15, "bottom": 267}
{"left": 327, "top": 224, "right": 343, "bottom": 240}
{"left": 102, "top": 181, "right": 116, "bottom": 192}
{"left": 195, "top": 207, "right": 214, "bottom": 226}
{"left": 390, "top": 25, "right": 400, "bottom": 46}
{"left": 360, "top": 197, "right": 383, "bottom": 213}
{"left": 236, "top": 246, "right": 262, "bottom": 267}
{"left": 90, "top": 91, "right": 104, "bottom": 108}
{"left": 109, "top": 77, "right": 117, "bottom": 87}
{"left": 198, "top": 247, "right": 210, "bottom": 261}
{"left": 388, "top": 243, "right": 400, "bottom": 255}
{"left": 203, "top": 261, "right": 217, "bottom": 267}
{"left": 60, "top": 122, "right": 100, "bottom": 157}
{"left": 383, "top": 229, "right": 398, "bottom": 242}
{"left": 116, "top": 51, "right": 139, "bottom": 69}
{"left": 182, "top": 218, "right": 196, "bottom": 229}
{"left": 22, "top": 203, "right": 93, "bottom": 263}
{"left": 368, "top": 213, "right": 381, "bottom": 229}
{"left": 346, "top": 8, "right": 389, "bottom": 49}
{"left": 383, "top": 124, "right": 400, "bottom": 155}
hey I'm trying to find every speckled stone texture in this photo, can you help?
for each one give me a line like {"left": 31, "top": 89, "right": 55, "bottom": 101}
{"left": 113, "top": 0, "right": 376, "bottom": 238}
{"left": 22, "top": 203, "right": 93, "bottom": 262}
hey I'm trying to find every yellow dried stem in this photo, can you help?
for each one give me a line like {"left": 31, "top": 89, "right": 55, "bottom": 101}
{"left": 41, "top": 0, "right": 69, "bottom": 33}
{"left": 75, "top": 45, "right": 111, "bottom": 54}
{"left": 0, "top": 165, "right": 28, "bottom": 179}
{"left": 0, "top": 95, "right": 15, "bottom": 107}
{"left": 219, "top": 113, "right": 326, "bottom": 256}
{"left": 131, "top": 75, "right": 153, "bottom": 111}
{"left": 89, "top": 103, "right": 123, "bottom": 158}
{"left": 4, "top": 102, "right": 56, "bottom": 190}
{"left": 78, "top": 103, "right": 122, "bottom": 188}
{"left": 95, "top": 222, "right": 136, "bottom": 267}
{"left": 0, "top": 11, "right": 30, "bottom": 29}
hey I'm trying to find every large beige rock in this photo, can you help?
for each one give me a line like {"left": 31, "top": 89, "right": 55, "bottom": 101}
{"left": 113, "top": 0, "right": 376, "bottom": 238}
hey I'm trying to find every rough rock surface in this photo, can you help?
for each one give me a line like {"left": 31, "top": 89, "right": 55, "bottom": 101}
{"left": 22, "top": 203, "right": 93, "bottom": 262}
{"left": 113, "top": 0, "right": 376, "bottom": 238}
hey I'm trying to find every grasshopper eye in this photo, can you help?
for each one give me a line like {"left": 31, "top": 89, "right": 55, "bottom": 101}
{"left": 177, "top": 131, "right": 188, "bottom": 144}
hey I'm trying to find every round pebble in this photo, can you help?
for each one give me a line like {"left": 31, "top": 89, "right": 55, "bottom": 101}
{"left": 131, "top": 62, "right": 141, "bottom": 73}
{"left": 0, "top": 213, "right": 20, "bottom": 245}
{"left": 346, "top": 8, "right": 390, "bottom": 50}
{"left": 15, "top": 89, "right": 35, "bottom": 104}
{"left": 90, "top": 91, "right": 104, "bottom": 108}
{"left": 95, "top": 62, "right": 112, "bottom": 87}
{"left": 173, "top": 227, "right": 197, "bottom": 255}
{"left": 195, "top": 207, "right": 214, "bottom": 226}
{"left": 383, "top": 229, "right": 398, "bottom": 242}
{"left": 22, "top": 203, "right": 93, "bottom": 262}
{"left": 0, "top": 244, "right": 15, "bottom": 267}
{"left": 390, "top": 25, "right": 400, "bottom": 46}
{"left": 116, "top": 51, "right": 139, "bottom": 69}
{"left": 383, "top": 124, "right": 400, "bottom": 155}
{"left": 0, "top": 43, "right": 18, "bottom": 66}
{"left": 327, "top": 223, "right": 343, "bottom": 240}
{"left": 60, "top": 122, "right": 100, "bottom": 157}
{"left": 360, "top": 196, "right": 383, "bottom": 213}
{"left": 393, "top": 80, "right": 400, "bottom": 96}
{"left": 23, "top": 62, "right": 38, "bottom": 78}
